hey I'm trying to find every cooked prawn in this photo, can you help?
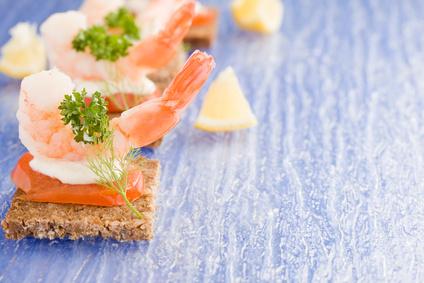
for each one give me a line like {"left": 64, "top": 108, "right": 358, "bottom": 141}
{"left": 112, "top": 50, "right": 215, "bottom": 154}
{"left": 41, "top": 0, "right": 195, "bottom": 82}
{"left": 17, "top": 51, "right": 215, "bottom": 162}
{"left": 119, "top": 0, "right": 195, "bottom": 70}
{"left": 80, "top": 0, "right": 124, "bottom": 26}
{"left": 40, "top": 11, "right": 107, "bottom": 81}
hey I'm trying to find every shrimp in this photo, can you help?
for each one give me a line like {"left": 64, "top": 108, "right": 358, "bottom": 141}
{"left": 41, "top": 0, "right": 195, "bottom": 82}
{"left": 17, "top": 67, "right": 94, "bottom": 161}
{"left": 17, "top": 51, "right": 215, "bottom": 162}
{"left": 40, "top": 11, "right": 108, "bottom": 81}
{"left": 112, "top": 50, "right": 215, "bottom": 154}
{"left": 119, "top": 0, "right": 195, "bottom": 70}
{"left": 80, "top": 0, "right": 124, "bottom": 26}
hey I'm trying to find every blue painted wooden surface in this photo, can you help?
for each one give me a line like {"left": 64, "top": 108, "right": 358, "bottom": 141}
{"left": 1, "top": 0, "right": 424, "bottom": 281}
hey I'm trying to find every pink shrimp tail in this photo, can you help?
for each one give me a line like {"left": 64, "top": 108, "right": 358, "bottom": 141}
{"left": 128, "top": 0, "right": 196, "bottom": 69}
{"left": 161, "top": 50, "right": 215, "bottom": 111}
{"left": 112, "top": 50, "right": 215, "bottom": 150}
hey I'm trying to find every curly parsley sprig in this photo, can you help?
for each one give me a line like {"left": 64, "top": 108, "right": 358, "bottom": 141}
{"left": 72, "top": 7, "right": 140, "bottom": 61}
{"left": 105, "top": 8, "right": 140, "bottom": 40}
{"left": 58, "top": 89, "right": 111, "bottom": 144}
{"left": 72, "top": 26, "right": 133, "bottom": 61}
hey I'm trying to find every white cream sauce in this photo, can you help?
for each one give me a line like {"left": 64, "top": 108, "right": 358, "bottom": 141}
{"left": 74, "top": 75, "right": 156, "bottom": 97}
{"left": 29, "top": 156, "right": 98, "bottom": 185}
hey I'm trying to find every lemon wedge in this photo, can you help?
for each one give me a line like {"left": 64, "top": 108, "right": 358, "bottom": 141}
{"left": 195, "top": 67, "right": 257, "bottom": 132}
{"left": 0, "top": 23, "right": 46, "bottom": 79}
{"left": 231, "top": 0, "right": 284, "bottom": 34}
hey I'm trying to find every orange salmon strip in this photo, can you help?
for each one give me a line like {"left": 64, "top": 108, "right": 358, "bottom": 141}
{"left": 192, "top": 8, "right": 218, "bottom": 26}
{"left": 11, "top": 153, "right": 144, "bottom": 207}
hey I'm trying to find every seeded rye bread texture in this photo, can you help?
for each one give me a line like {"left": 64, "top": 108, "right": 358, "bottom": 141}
{"left": 1, "top": 158, "right": 160, "bottom": 241}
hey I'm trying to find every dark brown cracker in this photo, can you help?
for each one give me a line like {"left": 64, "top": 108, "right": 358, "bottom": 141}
{"left": 184, "top": 18, "right": 218, "bottom": 48}
{"left": 1, "top": 159, "right": 160, "bottom": 241}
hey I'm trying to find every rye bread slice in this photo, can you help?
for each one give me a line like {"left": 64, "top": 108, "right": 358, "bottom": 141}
{"left": 184, "top": 26, "right": 217, "bottom": 48}
{"left": 184, "top": 11, "right": 218, "bottom": 48}
{"left": 1, "top": 159, "right": 160, "bottom": 241}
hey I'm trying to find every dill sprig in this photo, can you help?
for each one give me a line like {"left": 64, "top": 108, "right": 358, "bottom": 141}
{"left": 87, "top": 137, "right": 143, "bottom": 219}
{"left": 60, "top": 89, "right": 143, "bottom": 217}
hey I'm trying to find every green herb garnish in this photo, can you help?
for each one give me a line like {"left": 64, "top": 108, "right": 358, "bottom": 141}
{"left": 59, "top": 89, "right": 142, "bottom": 218}
{"left": 183, "top": 42, "right": 193, "bottom": 53}
{"left": 58, "top": 89, "right": 111, "bottom": 144}
{"left": 105, "top": 8, "right": 140, "bottom": 40}
{"left": 72, "top": 26, "right": 133, "bottom": 61}
{"left": 88, "top": 138, "right": 143, "bottom": 219}
{"left": 72, "top": 7, "right": 139, "bottom": 61}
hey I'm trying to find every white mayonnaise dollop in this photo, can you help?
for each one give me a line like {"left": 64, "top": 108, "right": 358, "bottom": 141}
{"left": 29, "top": 156, "right": 98, "bottom": 185}
{"left": 74, "top": 75, "right": 156, "bottom": 97}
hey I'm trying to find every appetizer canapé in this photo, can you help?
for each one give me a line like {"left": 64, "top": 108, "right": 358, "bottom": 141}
{"left": 1, "top": 51, "right": 215, "bottom": 241}
{"left": 126, "top": 0, "right": 218, "bottom": 48}
{"left": 42, "top": 0, "right": 195, "bottom": 112}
